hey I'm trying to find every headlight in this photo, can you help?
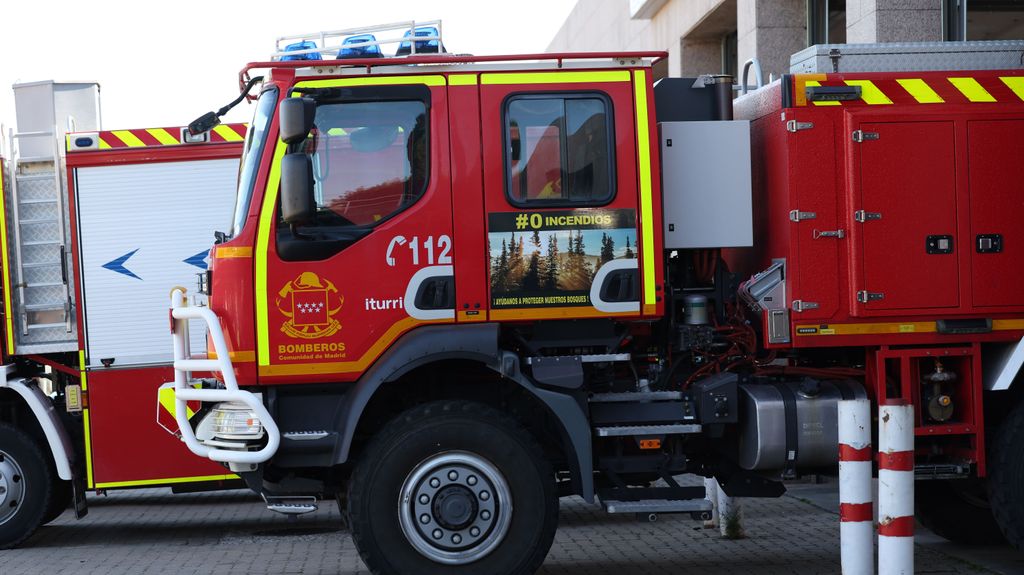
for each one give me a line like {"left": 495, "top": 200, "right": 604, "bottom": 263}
{"left": 196, "top": 402, "right": 264, "bottom": 441}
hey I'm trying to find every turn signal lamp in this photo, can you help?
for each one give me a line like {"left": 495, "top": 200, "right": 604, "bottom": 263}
{"left": 339, "top": 34, "right": 383, "bottom": 58}
{"left": 281, "top": 40, "right": 323, "bottom": 61}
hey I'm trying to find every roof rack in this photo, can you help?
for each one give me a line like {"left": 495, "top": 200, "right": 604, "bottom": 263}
{"left": 272, "top": 20, "right": 444, "bottom": 61}
{"left": 239, "top": 51, "right": 669, "bottom": 91}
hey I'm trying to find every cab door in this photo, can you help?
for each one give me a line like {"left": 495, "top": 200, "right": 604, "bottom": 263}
{"left": 478, "top": 69, "right": 650, "bottom": 322}
{"left": 255, "top": 76, "right": 453, "bottom": 382}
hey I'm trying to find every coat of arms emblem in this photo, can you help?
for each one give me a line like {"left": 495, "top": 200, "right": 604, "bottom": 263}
{"left": 276, "top": 271, "right": 343, "bottom": 339}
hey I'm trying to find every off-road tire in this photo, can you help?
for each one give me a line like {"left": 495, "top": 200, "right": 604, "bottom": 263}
{"left": 0, "top": 422, "right": 53, "bottom": 549}
{"left": 990, "top": 401, "right": 1024, "bottom": 549}
{"left": 348, "top": 400, "right": 558, "bottom": 575}
{"left": 916, "top": 479, "right": 1003, "bottom": 545}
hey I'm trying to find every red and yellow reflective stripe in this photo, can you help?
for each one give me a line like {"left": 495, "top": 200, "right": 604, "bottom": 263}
{"left": 67, "top": 123, "right": 248, "bottom": 151}
{"left": 792, "top": 74, "right": 1024, "bottom": 106}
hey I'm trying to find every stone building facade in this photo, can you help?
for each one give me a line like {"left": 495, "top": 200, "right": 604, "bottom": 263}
{"left": 547, "top": 0, "right": 1024, "bottom": 82}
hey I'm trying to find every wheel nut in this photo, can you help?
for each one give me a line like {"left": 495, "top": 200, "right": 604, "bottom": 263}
{"left": 432, "top": 529, "right": 443, "bottom": 540}
{"left": 419, "top": 494, "right": 430, "bottom": 505}
{"left": 420, "top": 514, "right": 431, "bottom": 524}
{"left": 470, "top": 526, "right": 480, "bottom": 537}
{"left": 467, "top": 475, "right": 477, "bottom": 486}
{"left": 448, "top": 470, "right": 459, "bottom": 481}
{"left": 480, "top": 490, "right": 490, "bottom": 501}
{"left": 452, "top": 533, "right": 462, "bottom": 544}
{"left": 481, "top": 510, "right": 491, "bottom": 520}
{"left": 430, "top": 478, "right": 441, "bottom": 488}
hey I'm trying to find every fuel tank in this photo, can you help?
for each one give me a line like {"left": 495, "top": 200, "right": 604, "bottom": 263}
{"left": 738, "top": 378, "right": 868, "bottom": 472}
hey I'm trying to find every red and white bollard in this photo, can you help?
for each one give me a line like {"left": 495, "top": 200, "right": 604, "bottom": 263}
{"left": 878, "top": 400, "right": 914, "bottom": 575}
{"left": 839, "top": 398, "right": 873, "bottom": 575}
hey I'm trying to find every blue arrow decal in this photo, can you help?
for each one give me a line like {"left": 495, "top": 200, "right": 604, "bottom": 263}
{"left": 184, "top": 249, "right": 210, "bottom": 270}
{"left": 102, "top": 249, "right": 142, "bottom": 280}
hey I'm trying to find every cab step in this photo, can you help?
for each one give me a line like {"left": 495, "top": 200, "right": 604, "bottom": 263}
{"left": 602, "top": 498, "right": 713, "bottom": 515}
{"left": 595, "top": 423, "right": 702, "bottom": 437}
{"left": 589, "top": 391, "right": 685, "bottom": 402}
{"left": 264, "top": 495, "right": 318, "bottom": 515}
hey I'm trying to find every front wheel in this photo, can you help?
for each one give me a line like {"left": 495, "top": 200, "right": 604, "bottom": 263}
{"left": 0, "top": 422, "right": 53, "bottom": 549}
{"left": 348, "top": 400, "right": 558, "bottom": 574}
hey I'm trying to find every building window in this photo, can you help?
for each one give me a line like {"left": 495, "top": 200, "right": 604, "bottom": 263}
{"left": 945, "top": 0, "right": 1024, "bottom": 41}
{"left": 808, "top": 0, "right": 847, "bottom": 44}
{"left": 504, "top": 94, "right": 615, "bottom": 206}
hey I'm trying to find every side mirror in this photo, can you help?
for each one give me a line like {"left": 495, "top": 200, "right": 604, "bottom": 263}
{"left": 279, "top": 98, "right": 316, "bottom": 144}
{"left": 280, "top": 154, "right": 315, "bottom": 225}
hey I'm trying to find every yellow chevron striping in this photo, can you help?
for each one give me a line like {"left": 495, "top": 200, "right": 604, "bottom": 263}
{"left": 896, "top": 78, "right": 944, "bottom": 104}
{"left": 949, "top": 77, "right": 996, "bottom": 102}
{"left": 146, "top": 128, "right": 179, "bottom": 145}
{"left": 98, "top": 137, "right": 112, "bottom": 149}
{"left": 111, "top": 130, "right": 146, "bottom": 147}
{"left": 999, "top": 76, "right": 1024, "bottom": 101}
{"left": 213, "top": 124, "right": 245, "bottom": 142}
{"left": 843, "top": 80, "right": 892, "bottom": 105}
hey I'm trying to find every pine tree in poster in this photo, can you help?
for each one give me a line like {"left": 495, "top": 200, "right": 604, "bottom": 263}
{"left": 600, "top": 232, "right": 615, "bottom": 264}
{"left": 625, "top": 236, "right": 635, "bottom": 258}
{"left": 543, "top": 234, "right": 558, "bottom": 290}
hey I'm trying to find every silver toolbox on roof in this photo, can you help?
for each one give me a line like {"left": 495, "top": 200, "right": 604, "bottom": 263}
{"left": 790, "top": 40, "right": 1024, "bottom": 74}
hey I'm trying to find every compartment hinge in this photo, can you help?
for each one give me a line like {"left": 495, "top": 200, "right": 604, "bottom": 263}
{"left": 854, "top": 210, "right": 882, "bottom": 223}
{"left": 786, "top": 120, "right": 814, "bottom": 133}
{"left": 857, "top": 290, "right": 885, "bottom": 303}
{"left": 792, "top": 300, "right": 820, "bottom": 313}
{"left": 852, "top": 130, "right": 879, "bottom": 142}
{"left": 789, "top": 210, "right": 817, "bottom": 222}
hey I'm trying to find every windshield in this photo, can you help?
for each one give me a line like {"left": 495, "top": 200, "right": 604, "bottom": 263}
{"left": 230, "top": 87, "right": 278, "bottom": 237}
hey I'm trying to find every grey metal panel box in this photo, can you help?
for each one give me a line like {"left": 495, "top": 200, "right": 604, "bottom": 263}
{"left": 14, "top": 81, "right": 101, "bottom": 159}
{"left": 790, "top": 41, "right": 1024, "bottom": 74}
{"left": 659, "top": 121, "right": 752, "bottom": 249}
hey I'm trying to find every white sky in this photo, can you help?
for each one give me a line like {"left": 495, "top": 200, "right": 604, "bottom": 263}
{"left": 0, "top": 0, "right": 578, "bottom": 134}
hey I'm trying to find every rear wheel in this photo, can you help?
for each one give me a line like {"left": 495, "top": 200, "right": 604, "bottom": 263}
{"left": 348, "top": 400, "right": 558, "bottom": 574}
{"left": 0, "top": 423, "right": 53, "bottom": 549}
{"left": 916, "top": 479, "right": 1003, "bottom": 545}
{"left": 990, "top": 401, "right": 1024, "bottom": 548}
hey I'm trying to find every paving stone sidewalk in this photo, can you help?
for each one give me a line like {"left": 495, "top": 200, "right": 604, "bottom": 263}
{"left": 0, "top": 482, "right": 1009, "bottom": 575}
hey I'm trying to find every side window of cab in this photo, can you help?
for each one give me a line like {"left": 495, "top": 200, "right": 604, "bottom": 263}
{"left": 277, "top": 86, "right": 430, "bottom": 261}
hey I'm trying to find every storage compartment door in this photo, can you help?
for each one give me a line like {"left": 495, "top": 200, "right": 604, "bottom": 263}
{"left": 969, "top": 119, "right": 1024, "bottom": 308}
{"left": 75, "top": 159, "right": 239, "bottom": 366}
{"left": 853, "top": 121, "right": 958, "bottom": 313}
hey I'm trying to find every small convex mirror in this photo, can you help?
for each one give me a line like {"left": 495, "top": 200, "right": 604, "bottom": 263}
{"left": 279, "top": 97, "right": 316, "bottom": 144}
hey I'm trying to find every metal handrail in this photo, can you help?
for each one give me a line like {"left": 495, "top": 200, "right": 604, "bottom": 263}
{"left": 741, "top": 58, "right": 765, "bottom": 95}
{"left": 169, "top": 288, "right": 280, "bottom": 464}
{"left": 239, "top": 50, "right": 669, "bottom": 91}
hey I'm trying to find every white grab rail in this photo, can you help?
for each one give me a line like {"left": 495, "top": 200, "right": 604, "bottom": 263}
{"left": 169, "top": 288, "right": 280, "bottom": 464}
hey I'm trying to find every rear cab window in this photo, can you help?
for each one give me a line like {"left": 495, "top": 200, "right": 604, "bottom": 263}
{"left": 504, "top": 94, "right": 615, "bottom": 206}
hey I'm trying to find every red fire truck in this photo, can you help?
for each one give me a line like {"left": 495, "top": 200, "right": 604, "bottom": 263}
{"left": 0, "top": 81, "right": 248, "bottom": 547}
{"left": 5, "top": 23, "right": 1024, "bottom": 574}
